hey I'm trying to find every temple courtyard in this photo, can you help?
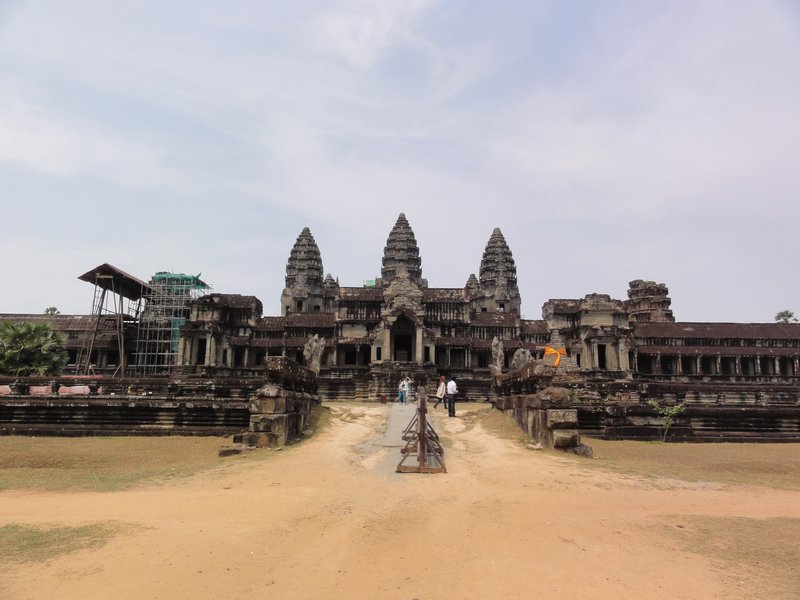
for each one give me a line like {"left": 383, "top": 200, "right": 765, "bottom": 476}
{"left": 1, "top": 403, "right": 799, "bottom": 599}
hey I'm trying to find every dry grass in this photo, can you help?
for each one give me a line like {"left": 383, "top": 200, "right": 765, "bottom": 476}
{"left": 0, "top": 522, "right": 135, "bottom": 564}
{"left": 0, "top": 404, "right": 335, "bottom": 493}
{"left": 659, "top": 516, "right": 800, "bottom": 599}
{"left": 469, "top": 405, "right": 800, "bottom": 489}
{"left": 466, "top": 403, "right": 529, "bottom": 444}
{"left": 0, "top": 436, "right": 245, "bottom": 492}
{"left": 582, "top": 437, "right": 800, "bottom": 490}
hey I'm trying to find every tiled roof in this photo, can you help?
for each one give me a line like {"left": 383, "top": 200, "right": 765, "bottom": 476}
{"left": 634, "top": 322, "right": 800, "bottom": 340}
{"left": 636, "top": 345, "right": 799, "bottom": 357}
{"left": 257, "top": 317, "right": 285, "bottom": 331}
{"left": 520, "top": 320, "right": 549, "bottom": 334}
{"left": 339, "top": 287, "right": 384, "bottom": 301}
{"left": 285, "top": 313, "right": 335, "bottom": 328}
{"left": 422, "top": 288, "right": 465, "bottom": 302}
{"left": 0, "top": 314, "right": 98, "bottom": 330}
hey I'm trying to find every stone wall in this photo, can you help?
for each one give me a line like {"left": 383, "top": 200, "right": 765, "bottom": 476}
{"left": 0, "top": 357, "right": 319, "bottom": 442}
{"left": 492, "top": 363, "right": 800, "bottom": 442}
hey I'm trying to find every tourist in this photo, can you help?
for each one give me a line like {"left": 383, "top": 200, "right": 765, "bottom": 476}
{"left": 397, "top": 379, "right": 405, "bottom": 404}
{"left": 446, "top": 376, "right": 458, "bottom": 417}
{"left": 404, "top": 376, "right": 413, "bottom": 405}
{"left": 434, "top": 375, "right": 446, "bottom": 409}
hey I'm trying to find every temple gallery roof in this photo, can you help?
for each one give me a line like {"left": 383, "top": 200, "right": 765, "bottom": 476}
{"left": 422, "top": 288, "right": 465, "bottom": 302}
{"left": 634, "top": 322, "right": 800, "bottom": 340}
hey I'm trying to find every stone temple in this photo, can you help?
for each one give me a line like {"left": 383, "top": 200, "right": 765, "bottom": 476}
{"left": 1, "top": 212, "right": 799, "bottom": 441}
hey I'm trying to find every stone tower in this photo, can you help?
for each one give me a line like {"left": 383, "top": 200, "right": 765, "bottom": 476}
{"left": 281, "top": 227, "right": 325, "bottom": 315}
{"left": 477, "top": 227, "right": 521, "bottom": 314}
{"left": 626, "top": 279, "right": 675, "bottom": 323}
{"left": 378, "top": 213, "right": 426, "bottom": 287}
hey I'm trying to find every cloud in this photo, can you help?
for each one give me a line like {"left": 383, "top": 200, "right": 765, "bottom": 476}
{"left": 314, "top": 0, "right": 434, "bottom": 68}
{"left": 0, "top": 1, "right": 798, "bottom": 322}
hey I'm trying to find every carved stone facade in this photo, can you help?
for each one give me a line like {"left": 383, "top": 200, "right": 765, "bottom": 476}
{"left": 166, "top": 214, "right": 800, "bottom": 411}
{"left": 2, "top": 214, "right": 800, "bottom": 440}
{"left": 3, "top": 213, "right": 800, "bottom": 414}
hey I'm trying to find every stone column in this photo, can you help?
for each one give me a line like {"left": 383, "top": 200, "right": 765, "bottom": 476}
{"left": 774, "top": 357, "right": 781, "bottom": 377}
{"left": 206, "top": 336, "right": 216, "bottom": 367}
{"left": 383, "top": 327, "right": 391, "bottom": 362}
{"left": 415, "top": 327, "right": 423, "bottom": 365}
{"left": 370, "top": 343, "right": 378, "bottom": 363}
{"left": 446, "top": 347, "right": 451, "bottom": 368}
{"left": 755, "top": 355, "right": 762, "bottom": 375}
{"left": 715, "top": 355, "right": 722, "bottom": 376}
{"left": 655, "top": 352, "right": 662, "bottom": 375}
{"left": 676, "top": 354, "right": 683, "bottom": 375}
{"left": 617, "top": 345, "right": 627, "bottom": 371}
{"left": 735, "top": 356, "right": 741, "bottom": 376}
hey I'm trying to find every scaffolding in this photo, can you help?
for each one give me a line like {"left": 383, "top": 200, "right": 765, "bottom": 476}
{"left": 77, "top": 264, "right": 149, "bottom": 377}
{"left": 134, "top": 272, "right": 210, "bottom": 375}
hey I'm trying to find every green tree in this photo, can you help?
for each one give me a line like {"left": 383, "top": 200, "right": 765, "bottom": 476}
{"left": 774, "top": 310, "right": 798, "bottom": 323}
{"left": 0, "top": 322, "right": 68, "bottom": 376}
{"left": 43, "top": 307, "right": 60, "bottom": 315}
{"left": 646, "top": 399, "right": 685, "bottom": 442}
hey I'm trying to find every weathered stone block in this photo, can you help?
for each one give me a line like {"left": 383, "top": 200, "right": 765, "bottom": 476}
{"left": 240, "top": 432, "right": 281, "bottom": 448}
{"left": 249, "top": 414, "right": 289, "bottom": 434}
{"left": 254, "top": 384, "right": 284, "bottom": 398}
{"left": 546, "top": 409, "right": 578, "bottom": 429}
{"left": 552, "top": 430, "right": 580, "bottom": 448}
{"left": 538, "top": 387, "right": 571, "bottom": 407}
{"left": 249, "top": 396, "right": 287, "bottom": 414}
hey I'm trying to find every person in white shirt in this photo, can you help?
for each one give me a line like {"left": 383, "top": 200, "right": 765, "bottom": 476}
{"left": 445, "top": 377, "right": 458, "bottom": 417}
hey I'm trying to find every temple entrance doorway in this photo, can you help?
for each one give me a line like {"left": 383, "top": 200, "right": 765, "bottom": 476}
{"left": 391, "top": 316, "right": 415, "bottom": 362}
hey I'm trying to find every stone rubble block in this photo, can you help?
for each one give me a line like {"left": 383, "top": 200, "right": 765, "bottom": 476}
{"left": 249, "top": 396, "right": 288, "bottom": 414}
{"left": 546, "top": 408, "right": 578, "bottom": 429}
{"left": 552, "top": 430, "right": 580, "bottom": 449}
{"left": 249, "top": 414, "right": 289, "bottom": 434}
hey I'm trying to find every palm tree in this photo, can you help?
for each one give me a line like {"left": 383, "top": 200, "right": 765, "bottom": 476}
{"left": 0, "top": 322, "right": 68, "bottom": 376}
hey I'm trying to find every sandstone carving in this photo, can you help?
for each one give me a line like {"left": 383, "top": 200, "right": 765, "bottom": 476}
{"left": 303, "top": 334, "right": 326, "bottom": 374}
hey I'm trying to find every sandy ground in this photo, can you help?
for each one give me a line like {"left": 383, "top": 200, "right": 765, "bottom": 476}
{"left": 2, "top": 402, "right": 799, "bottom": 600}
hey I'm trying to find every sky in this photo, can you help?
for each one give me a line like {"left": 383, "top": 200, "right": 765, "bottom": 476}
{"left": 1, "top": 0, "right": 799, "bottom": 322}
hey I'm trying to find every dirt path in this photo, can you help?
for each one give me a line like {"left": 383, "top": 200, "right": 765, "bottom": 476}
{"left": 2, "top": 403, "right": 799, "bottom": 599}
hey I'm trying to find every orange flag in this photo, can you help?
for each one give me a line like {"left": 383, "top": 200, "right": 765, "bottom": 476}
{"left": 543, "top": 346, "right": 567, "bottom": 367}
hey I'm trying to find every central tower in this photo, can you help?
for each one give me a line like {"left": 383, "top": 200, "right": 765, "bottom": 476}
{"left": 378, "top": 213, "right": 425, "bottom": 286}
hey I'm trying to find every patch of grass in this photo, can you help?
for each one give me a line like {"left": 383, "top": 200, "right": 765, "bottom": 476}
{"left": 0, "top": 436, "right": 229, "bottom": 492}
{"left": 306, "top": 402, "right": 331, "bottom": 434}
{"left": 581, "top": 438, "right": 800, "bottom": 489}
{"left": 661, "top": 516, "right": 800, "bottom": 599}
{"left": 0, "top": 522, "right": 134, "bottom": 564}
{"left": 471, "top": 406, "right": 530, "bottom": 445}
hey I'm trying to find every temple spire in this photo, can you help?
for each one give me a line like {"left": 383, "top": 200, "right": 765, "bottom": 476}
{"left": 281, "top": 227, "right": 325, "bottom": 315}
{"left": 380, "top": 213, "right": 423, "bottom": 284}
{"left": 479, "top": 227, "right": 517, "bottom": 290}
{"left": 285, "top": 227, "right": 323, "bottom": 288}
{"left": 477, "top": 227, "right": 521, "bottom": 313}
